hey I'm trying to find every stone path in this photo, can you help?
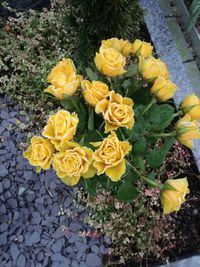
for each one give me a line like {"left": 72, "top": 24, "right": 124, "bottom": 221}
{"left": 0, "top": 96, "right": 108, "bottom": 267}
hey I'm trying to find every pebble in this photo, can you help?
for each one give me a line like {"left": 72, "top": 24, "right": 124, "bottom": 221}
{"left": 0, "top": 96, "right": 108, "bottom": 266}
{"left": 0, "top": 165, "right": 8, "bottom": 177}
{"left": 86, "top": 254, "right": 102, "bottom": 267}
{"left": 17, "top": 254, "right": 26, "bottom": 267}
{"left": 10, "top": 243, "right": 20, "bottom": 260}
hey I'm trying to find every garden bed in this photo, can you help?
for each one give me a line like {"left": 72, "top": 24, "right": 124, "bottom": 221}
{"left": 1, "top": 0, "right": 200, "bottom": 267}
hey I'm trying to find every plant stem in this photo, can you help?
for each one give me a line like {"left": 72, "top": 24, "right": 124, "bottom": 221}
{"left": 147, "top": 131, "right": 177, "bottom": 138}
{"left": 126, "top": 160, "right": 160, "bottom": 188}
{"left": 141, "top": 98, "right": 157, "bottom": 115}
{"left": 173, "top": 110, "right": 183, "bottom": 118}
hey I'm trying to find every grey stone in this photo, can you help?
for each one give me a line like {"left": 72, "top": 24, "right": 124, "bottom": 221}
{"left": 51, "top": 238, "right": 64, "bottom": 253}
{"left": 23, "top": 171, "right": 33, "bottom": 180}
{"left": 0, "top": 166, "right": 8, "bottom": 177}
{"left": 0, "top": 149, "right": 8, "bottom": 155}
{"left": 32, "top": 212, "right": 41, "bottom": 224}
{"left": 17, "top": 235, "right": 23, "bottom": 243}
{"left": 0, "top": 223, "right": 8, "bottom": 232}
{"left": 86, "top": 253, "right": 102, "bottom": 267}
{"left": 69, "top": 222, "right": 82, "bottom": 232}
{"left": 75, "top": 241, "right": 88, "bottom": 253}
{"left": 80, "top": 262, "right": 87, "bottom": 267}
{"left": 18, "top": 187, "right": 26, "bottom": 196}
{"left": 104, "top": 236, "right": 111, "bottom": 245}
{"left": 91, "top": 245, "right": 99, "bottom": 254}
{"left": 17, "top": 254, "right": 26, "bottom": 267}
{"left": 52, "top": 227, "right": 64, "bottom": 239}
{"left": 71, "top": 260, "right": 79, "bottom": 267}
{"left": 29, "top": 231, "right": 40, "bottom": 245}
{"left": 0, "top": 232, "right": 7, "bottom": 245}
{"left": 7, "top": 198, "right": 18, "bottom": 209}
{"left": 0, "top": 183, "right": 3, "bottom": 193}
{"left": 36, "top": 251, "right": 44, "bottom": 262}
{"left": 10, "top": 243, "right": 20, "bottom": 260}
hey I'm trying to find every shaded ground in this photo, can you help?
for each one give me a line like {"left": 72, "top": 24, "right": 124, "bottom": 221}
{"left": 0, "top": 95, "right": 108, "bottom": 267}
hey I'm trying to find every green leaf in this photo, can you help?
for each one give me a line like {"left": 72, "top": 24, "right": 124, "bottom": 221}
{"left": 88, "top": 106, "right": 94, "bottom": 130}
{"left": 131, "top": 155, "right": 145, "bottom": 171}
{"left": 117, "top": 181, "right": 139, "bottom": 202}
{"left": 124, "top": 169, "right": 139, "bottom": 183}
{"left": 83, "top": 129, "right": 104, "bottom": 148}
{"left": 60, "top": 94, "right": 80, "bottom": 112}
{"left": 83, "top": 177, "right": 97, "bottom": 196}
{"left": 77, "top": 103, "right": 87, "bottom": 133}
{"left": 145, "top": 104, "right": 174, "bottom": 130}
{"left": 146, "top": 137, "right": 175, "bottom": 168}
{"left": 86, "top": 67, "right": 98, "bottom": 81}
{"left": 134, "top": 137, "right": 147, "bottom": 155}
{"left": 124, "top": 63, "right": 138, "bottom": 77}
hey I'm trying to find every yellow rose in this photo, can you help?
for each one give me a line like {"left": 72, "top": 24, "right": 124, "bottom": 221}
{"left": 81, "top": 80, "right": 110, "bottom": 107}
{"left": 101, "top": 38, "right": 132, "bottom": 57}
{"left": 95, "top": 91, "right": 134, "bottom": 133}
{"left": 132, "top": 39, "right": 153, "bottom": 57}
{"left": 161, "top": 178, "right": 189, "bottom": 214}
{"left": 150, "top": 77, "right": 178, "bottom": 102}
{"left": 176, "top": 114, "right": 200, "bottom": 149}
{"left": 42, "top": 110, "right": 79, "bottom": 150}
{"left": 181, "top": 93, "right": 200, "bottom": 120}
{"left": 93, "top": 132, "right": 132, "bottom": 181}
{"left": 139, "top": 56, "right": 169, "bottom": 81}
{"left": 53, "top": 142, "right": 96, "bottom": 186}
{"left": 94, "top": 48, "right": 126, "bottom": 77}
{"left": 23, "top": 136, "right": 55, "bottom": 171}
{"left": 45, "top": 58, "right": 82, "bottom": 99}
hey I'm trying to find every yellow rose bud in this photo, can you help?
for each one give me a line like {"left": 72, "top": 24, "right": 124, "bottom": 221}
{"left": 176, "top": 114, "right": 200, "bottom": 149}
{"left": 161, "top": 178, "right": 189, "bottom": 214}
{"left": 23, "top": 136, "right": 55, "bottom": 171}
{"left": 94, "top": 48, "right": 126, "bottom": 77}
{"left": 95, "top": 91, "right": 134, "bottom": 133}
{"left": 53, "top": 142, "right": 96, "bottom": 186}
{"left": 101, "top": 37, "right": 132, "bottom": 57}
{"left": 81, "top": 80, "right": 110, "bottom": 107}
{"left": 45, "top": 58, "right": 82, "bottom": 99}
{"left": 150, "top": 77, "right": 178, "bottom": 102}
{"left": 132, "top": 39, "right": 153, "bottom": 58}
{"left": 139, "top": 56, "right": 169, "bottom": 81}
{"left": 181, "top": 93, "right": 200, "bottom": 119}
{"left": 93, "top": 131, "right": 132, "bottom": 181}
{"left": 42, "top": 110, "right": 79, "bottom": 150}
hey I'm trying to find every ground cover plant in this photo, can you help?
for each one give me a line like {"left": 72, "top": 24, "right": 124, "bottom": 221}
{"left": 23, "top": 37, "right": 200, "bottom": 265}
{"left": 0, "top": 0, "right": 143, "bottom": 131}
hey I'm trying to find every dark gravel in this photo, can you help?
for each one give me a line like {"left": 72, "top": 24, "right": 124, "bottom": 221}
{"left": 0, "top": 96, "right": 108, "bottom": 267}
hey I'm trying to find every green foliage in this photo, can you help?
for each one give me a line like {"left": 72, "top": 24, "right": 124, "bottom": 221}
{"left": 117, "top": 181, "right": 139, "bottom": 202}
{"left": 146, "top": 137, "right": 175, "bottom": 168}
{"left": 67, "top": 0, "right": 143, "bottom": 64}
{"left": 0, "top": 0, "right": 78, "bottom": 128}
{"left": 187, "top": 0, "right": 200, "bottom": 32}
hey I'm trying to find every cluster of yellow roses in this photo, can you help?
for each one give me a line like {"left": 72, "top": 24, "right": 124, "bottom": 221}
{"left": 23, "top": 37, "right": 200, "bottom": 214}
{"left": 23, "top": 110, "right": 132, "bottom": 185}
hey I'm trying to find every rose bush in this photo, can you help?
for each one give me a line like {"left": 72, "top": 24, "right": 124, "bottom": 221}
{"left": 24, "top": 37, "right": 200, "bottom": 219}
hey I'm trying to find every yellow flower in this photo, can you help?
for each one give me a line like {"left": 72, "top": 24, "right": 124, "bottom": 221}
{"left": 181, "top": 93, "right": 200, "bottom": 119}
{"left": 100, "top": 37, "right": 132, "bottom": 57}
{"left": 45, "top": 58, "right": 82, "bottom": 99}
{"left": 176, "top": 114, "right": 200, "bottom": 149}
{"left": 81, "top": 80, "right": 110, "bottom": 107}
{"left": 93, "top": 131, "right": 132, "bottom": 181}
{"left": 139, "top": 56, "right": 169, "bottom": 81}
{"left": 23, "top": 136, "right": 55, "bottom": 171}
{"left": 42, "top": 110, "right": 79, "bottom": 150}
{"left": 95, "top": 91, "right": 134, "bottom": 133}
{"left": 150, "top": 77, "right": 178, "bottom": 102}
{"left": 94, "top": 48, "right": 126, "bottom": 77}
{"left": 132, "top": 39, "right": 153, "bottom": 57}
{"left": 161, "top": 178, "right": 189, "bottom": 214}
{"left": 53, "top": 142, "right": 96, "bottom": 186}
